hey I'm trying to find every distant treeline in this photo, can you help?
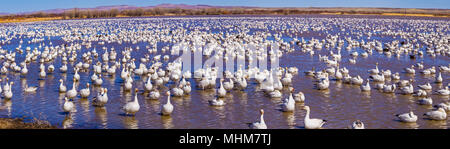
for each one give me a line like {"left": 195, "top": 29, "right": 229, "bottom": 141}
{"left": 1, "top": 7, "right": 449, "bottom": 20}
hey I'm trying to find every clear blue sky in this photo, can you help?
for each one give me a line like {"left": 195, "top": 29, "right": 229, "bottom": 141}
{"left": 1, "top": 0, "right": 449, "bottom": 13}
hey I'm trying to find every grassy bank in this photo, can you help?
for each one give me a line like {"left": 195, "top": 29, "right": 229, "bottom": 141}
{"left": 0, "top": 118, "right": 56, "bottom": 129}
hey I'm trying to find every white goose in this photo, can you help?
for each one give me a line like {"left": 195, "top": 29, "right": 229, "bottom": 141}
{"left": 435, "top": 72, "right": 442, "bottom": 83}
{"left": 93, "top": 88, "right": 108, "bottom": 106}
{"left": 293, "top": 88, "right": 305, "bottom": 102}
{"left": 303, "top": 106, "right": 327, "bottom": 129}
{"left": 3, "top": 82, "right": 13, "bottom": 99}
{"left": 122, "top": 88, "right": 140, "bottom": 115}
{"left": 281, "top": 91, "right": 295, "bottom": 112}
{"left": 59, "top": 79, "right": 67, "bottom": 92}
{"left": 248, "top": 109, "right": 267, "bottom": 129}
{"left": 423, "top": 108, "right": 447, "bottom": 120}
{"left": 368, "top": 63, "right": 379, "bottom": 74}
{"left": 171, "top": 84, "right": 184, "bottom": 97}
{"left": 217, "top": 79, "right": 227, "bottom": 98}
{"left": 67, "top": 79, "right": 77, "bottom": 99}
{"left": 396, "top": 111, "right": 418, "bottom": 123}
{"left": 148, "top": 89, "right": 160, "bottom": 100}
{"left": 63, "top": 97, "right": 75, "bottom": 113}
{"left": 418, "top": 97, "right": 432, "bottom": 105}
{"left": 144, "top": 74, "right": 153, "bottom": 91}
{"left": 418, "top": 82, "right": 432, "bottom": 90}
{"left": 161, "top": 91, "right": 174, "bottom": 116}
{"left": 80, "top": 83, "right": 90, "bottom": 98}
{"left": 209, "top": 97, "right": 225, "bottom": 106}
{"left": 23, "top": 84, "right": 38, "bottom": 92}
{"left": 361, "top": 79, "right": 371, "bottom": 92}
{"left": 350, "top": 120, "right": 365, "bottom": 129}
{"left": 436, "top": 87, "right": 449, "bottom": 96}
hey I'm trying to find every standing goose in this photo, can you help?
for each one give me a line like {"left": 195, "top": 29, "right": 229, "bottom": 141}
{"left": 67, "top": 79, "right": 77, "bottom": 99}
{"left": 149, "top": 88, "right": 161, "bottom": 100}
{"left": 60, "top": 63, "right": 68, "bottom": 73}
{"left": 59, "top": 79, "right": 67, "bottom": 92}
{"left": 3, "top": 82, "right": 13, "bottom": 99}
{"left": 217, "top": 79, "right": 227, "bottom": 98}
{"left": 122, "top": 88, "right": 140, "bottom": 115}
{"left": 63, "top": 97, "right": 75, "bottom": 113}
{"left": 292, "top": 88, "right": 305, "bottom": 102}
{"left": 144, "top": 74, "right": 153, "bottom": 92}
{"left": 73, "top": 68, "right": 80, "bottom": 82}
{"left": 281, "top": 89, "right": 295, "bottom": 112}
{"left": 161, "top": 91, "right": 174, "bottom": 116}
{"left": 247, "top": 109, "right": 267, "bottom": 129}
{"left": 80, "top": 83, "right": 90, "bottom": 98}
{"left": 183, "top": 82, "right": 192, "bottom": 94}
{"left": 93, "top": 88, "right": 108, "bottom": 106}
{"left": 303, "top": 106, "right": 327, "bottom": 129}
{"left": 435, "top": 72, "right": 442, "bottom": 83}
{"left": 396, "top": 111, "right": 418, "bottom": 123}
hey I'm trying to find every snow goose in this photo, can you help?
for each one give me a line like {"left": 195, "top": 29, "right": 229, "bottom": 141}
{"left": 209, "top": 97, "right": 225, "bottom": 106}
{"left": 434, "top": 102, "right": 450, "bottom": 112}
{"left": 73, "top": 68, "right": 80, "bottom": 82}
{"left": 361, "top": 79, "right": 371, "bottom": 92}
{"left": 396, "top": 111, "right": 418, "bottom": 123}
{"left": 368, "top": 63, "right": 379, "bottom": 74}
{"left": 183, "top": 82, "right": 191, "bottom": 94}
{"left": 80, "top": 83, "right": 90, "bottom": 98}
{"left": 171, "top": 84, "right": 184, "bottom": 97}
{"left": 93, "top": 88, "right": 108, "bottom": 106}
{"left": 67, "top": 79, "right": 77, "bottom": 99}
{"left": 23, "top": 84, "right": 38, "bottom": 93}
{"left": 223, "top": 78, "right": 234, "bottom": 91}
{"left": 144, "top": 74, "right": 153, "bottom": 91}
{"left": 122, "top": 88, "right": 140, "bottom": 115}
{"left": 435, "top": 72, "right": 442, "bottom": 83}
{"left": 350, "top": 120, "right": 365, "bottom": 129}
{"left": 247, "top": 109, "right": 267, "bottom": 129}
{"left": 281, "top": 91, "right": 295, "bottom": 112}
{"left": 436, "top": 87, "right": 449, "bottom": 96}
{"left": 303, "top": 106, "right": 327, "bottom": 129}
{"left": 423, "top": 108, "right": 447, "bottom": 121}
{"left": 59, "top": 79, "right": 67, "bottom": 92}
{"left": 418, "top": 97, "right": 432, "bottom": 105}
{"left": 293, "top": 89, "right": 305, "bottom": 102}
{"left": 3, "top": 82, "right": 13, "bottom": 99}
{"left": 418, "top": 82, "right": 432, "bottom": 90}
{"left": 63, "top": 97, "right": 75, "bottom": 113}
{"left": 217, "top": 79, "right": 227, "bottom": 98}
{"left": 269, "top": 90, "right": 282, "bottom": 98}
{"left": 149, "top": 89, "right": 160, "bottom": 100}
{"left": 161, "top": 91, "right": 174, "bottom": 116}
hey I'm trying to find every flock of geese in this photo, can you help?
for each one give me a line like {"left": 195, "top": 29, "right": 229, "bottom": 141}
{"left": 0, "top": 16, "right": 448, "bottom": 129}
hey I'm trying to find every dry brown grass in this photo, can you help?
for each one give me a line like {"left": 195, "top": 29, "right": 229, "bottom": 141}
{"left": 0, "top": 17, "right": 61, "bottom": 23}
{"left": 0, "top": 118, "right": 57, "bottom": 129}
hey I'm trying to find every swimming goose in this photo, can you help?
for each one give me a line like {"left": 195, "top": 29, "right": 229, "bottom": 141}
{"left": 67, "top": 79, "right": 77, "bottom": 99}
{"left": 161, "top": 91, "right": 174, "bottom": 116}
{"left": 80, "top": 83, "right": 90, "bottom": 98}
{"left": 209, "top": 97, "right": 225, "bottom": 106}
{"left": 434, "top": 102, "right": 450, "bottom": 112}
{"left": 396, "top": 111, "right": 418, "bottom": 123}
{"left": 148, "top": 88, "right": 160, "bottom": 100}
{"left": 23, "top": 84, "right": 38, "bottom": 92}
{"left": 20, "top": 63, "right": 28, "bottom": 75}
{"left": 370, "top": 73, "right": 385, "bottom": 82}
{"left": 183, "top": 82, "right": 192, "bottom": 94}
{"left": 413, "top": 89, "right": 427, "bottom": 97}
{"left": 60, "top": 64, "right": 68, "bottom": 73}
{"left": 383, "top": 84, "right": 396, "bottom": 93}
{"left": 63, "top": 97, "right": 75, "bottom": 113}
{"left": 418, "top": 97, "right": 432, "bottom": 105}
{"left": 423, "top": 108, "right": 447, "bottom": 120}
{"left": 269, "top": 90, "right": 282, "bottom": 98}
{"left": 361, "top": 79, "right": 371, "bottom": 91}
{"left": 171, "top": 84, "right": 184, "bottom": 97}
{"left": 293, "top": 89, "right": 305, "bottom": 102}
{"left": 303, "top": 106, "right": 327, "bottom": 129}
{"left": 418, "top": 82, "right": 432, "bottom": 90}
{"left": 351, "top": 75, "right": 363, "bottom": 85}
{"left": 400, "top": 84, "right": 414, "bottom": 94}
{"left": 248, "top": 109, "right": 267, "bottom": 129}
{"left": 122, "top": 88, "right": 140, "bottom": 116}
{"left": 350, "top": 120, "right": 365, "bottom": 129}
{"left": 223, "top": 78, "right": 234, "bottom": 91}
{"left": 368, "top": 63, "right": 379, "bottom": 74}
{"left": 405, "top": 65, "right": 415, "bottom": 74}
{"left": 94, "top": 75, "right": 103, "bottom": 86}
{"left": 59, "top": 79, "right": 67, "bottom": 92}
{"left": 436, "top": 87, "right": 449, "bottom": 96}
